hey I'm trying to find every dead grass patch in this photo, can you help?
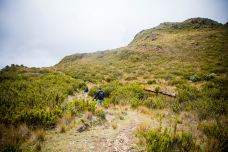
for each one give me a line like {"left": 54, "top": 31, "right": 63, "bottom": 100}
{"left": 138, "top": 106, "right": 151, "bottom": 115}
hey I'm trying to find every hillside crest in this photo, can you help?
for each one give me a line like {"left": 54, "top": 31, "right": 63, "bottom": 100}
{"left": 58, "top": 17, "right": 225, "bottom": 64}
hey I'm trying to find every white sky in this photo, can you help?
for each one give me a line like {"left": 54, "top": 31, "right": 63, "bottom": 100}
{"left": 0, "top": 0, "right": 227, "bottom": 68}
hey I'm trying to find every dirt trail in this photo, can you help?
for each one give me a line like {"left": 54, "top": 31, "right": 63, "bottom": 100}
{"left": 41, "top": 107, "right": 150, "bottom": 152}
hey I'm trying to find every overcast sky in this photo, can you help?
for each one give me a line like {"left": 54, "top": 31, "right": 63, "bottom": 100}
{"left": 0, "top": 0, "right": 227, "bottom": 68}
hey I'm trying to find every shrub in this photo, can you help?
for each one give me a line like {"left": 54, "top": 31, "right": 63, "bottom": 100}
{"left": 143, "top": 128, "right": 172, "bottom": 152}
{"left": 103, "top": 98, "right": 111, "bottom": 109}
{"left": 95, "top": 109, "right": 106, "bottom": 120}
{"left": 59, "top": 123, "right": 66, "bottom": 133}
{"left": 102, "top": 82, "right": 118, "bottom": 98}
{"left": 105, "top": 77, "right": 113, "bottom": 82}
{"left": 198, "top": 119, "right": 228, "bottom": 151}
{"left": 172, "top": 102, "right": 181, "bottom": 113}
{"left": 169, "top": 79, "right": 186, "bottom": 86}
{"left": 110, "top": 83, "right": 145, "bottom": 105}
{"left": 0, "top": 71, "right": 81, "bottom": 127}
{"left": 137, "top": 127, "right": 200, "bottom": 152}
{"left": 189, "top": 75, "right": 201, "bottom": 82}
{"left": 62, "top": 111, "right": 73, "bottom": 125}
{"left": 125, "top": 76, "right": 137, "bottom": 81}
{"left": 179, "top": 132, "right": 195, "bottom": 151}
{"left": 62, "top": 99, "right": 96, "bottom": 116}
{"left": 147, "top": 80, "right": 156, "bottom": 84}
{"left": 155, "top": 86, "right": 160, "bottom": 93}
{"left": 2, "top": 144, "right": 22, "bottom": 152}
{"left": 136, "top": 122, "right": 150, "bottom": 135}
{"left": 144, "top": 97, "right": 164, "bottom": 109}
{"left": 19, "top": 109, "right": 57, "bottom": 128}
{"left": 131, "top": 98, "right": 143, "bottom": 108}
{"left": 88, "top": 86, "right": 98, "bottom": 97}
{"left": 177, "top": 85, "right": 199, "bottom": 103}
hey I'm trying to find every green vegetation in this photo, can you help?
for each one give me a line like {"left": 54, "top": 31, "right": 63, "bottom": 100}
{"left": 139, "top": 128, "right": 200, "bottom": 152}
{"left": 136, "top": 116, "right": 201, "bottom": 152}
{"left": 0, "top": 65, "right": 85, "bottom": 127}
{"left": 62, "top": 98, "right": 96, "bottom": 116}
{"left": 198, "top": 119, "right": 228, "bottom": 151}
{"left": 0, "top": 18, "right": 227, "bottom": 151}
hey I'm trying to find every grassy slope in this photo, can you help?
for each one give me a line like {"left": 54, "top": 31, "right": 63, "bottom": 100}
{"left": 55, "top": 18, "right": 228, "bottom": 90}
{"left": 0, "top": 65, "right": 85, "bottom": 126}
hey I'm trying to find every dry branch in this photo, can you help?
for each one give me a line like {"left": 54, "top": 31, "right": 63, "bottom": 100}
{"left": 144, "top": 88, "right": 176, "bottom": 98}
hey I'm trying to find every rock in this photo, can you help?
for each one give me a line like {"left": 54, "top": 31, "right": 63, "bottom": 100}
{"left": 189, "top": 75, "right": 200, "bottom": 82}
{"left": 77, "top": 119, "right": 90, "bottom": 132}
{"left": 77, "top": 125, "right": 89, "bottom": 132}
{"left": 108, "top": 143, "right": 112, "bottom": 147}
{"left": 205, "top": 73, "right": 216, "bottom": 80}
{"left": 119, "top": 138, "right": 124, "bottom": 143}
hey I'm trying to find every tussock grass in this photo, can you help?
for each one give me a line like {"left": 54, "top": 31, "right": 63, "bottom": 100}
{"left": 33, "top": 129, "right": 45, "bottom": 142}
{"left": 111, "top": 122, "right": 118, "bottom": 129}
{"left": 18, "top": 124, "right": 31, "bottom": 140}
{"left": 34, "top": 142, "right": 42, "bottom": 151}
{"left": 137, "top": 106, "right": 151, "bottom": 115}
{"left": 58, "top": 123, "right": 66, "bottom": 133}
{"left": 0, "top": 124, "right": 31, "bottom": 151}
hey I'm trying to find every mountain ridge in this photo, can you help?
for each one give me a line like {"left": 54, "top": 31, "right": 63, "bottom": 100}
{"left": 58, "top": 17, "right": 226, "bottom": 65}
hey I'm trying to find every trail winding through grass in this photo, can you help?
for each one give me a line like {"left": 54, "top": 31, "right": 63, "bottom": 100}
{"left": 41, "top": 107, "right": 151, "bottom": 152}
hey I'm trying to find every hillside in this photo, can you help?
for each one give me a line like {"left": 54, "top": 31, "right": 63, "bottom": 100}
{"left": 0, "top": 18, "right": 228, "bottom": 152}
{"left": 55, "top": 18, "right": 227, "bottom": 86}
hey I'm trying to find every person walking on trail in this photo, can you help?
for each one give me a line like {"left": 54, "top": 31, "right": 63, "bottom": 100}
{"left": 84, "top": 85, "right": 89, "bottom": 97}
{"left": 84, "top": 84, "right": 89, "bottom": 104}
{"left": 94, "top": 87, "right": 104, "bottom": 105}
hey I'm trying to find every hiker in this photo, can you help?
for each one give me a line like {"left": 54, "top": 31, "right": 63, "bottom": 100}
{"left": 84, "top": 84, "right": 89, "bottom": 103}
{"left": 94, "top": 87, "right": 104, "bottom": 105}
{"left": 84, "top": 85, "right": 89, "bottom": 96}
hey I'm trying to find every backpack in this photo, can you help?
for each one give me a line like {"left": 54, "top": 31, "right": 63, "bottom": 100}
{"left": 84, "top": 87, "right": 89, "bottom": 93}
{"left": 98, "top": 91, "right": 104, "bottom": 100}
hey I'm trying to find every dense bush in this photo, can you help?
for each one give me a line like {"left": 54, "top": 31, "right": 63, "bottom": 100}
{"left": 138, "top": 128, "right": 200, "bottom": 152}
{"left": 0, "top": 67, "right": 82, "bottom": 127}
{"left": 144, "top": 97, "right": 165, "bottom": 109}
{"left": 88, "top": 86, "right": 98, "bottom": 97}
{"left": 110, "top": 83, "right": 144, "bottom": 105}
{"left": 147, "top": 80, "right": 156, "bottom": 84}
{"left": 175, "top": 79, "right": 228, "bottom": 119}
{"left": 61, "top": 98, "right": 96, "bottom": 116}
{"left": 101, "top": 82, "right": 119, "bottom": 98}
{"left": 198, "top": 119, "right": 228, "bottom": 151}
{"left": 19, "top": 109, "right": 58, "bottom": 128}
{"left": 131, "top": 98, "right": 144, "bottom": 108}
{"left": 95, "top": 109, "right": 106, "bottom": 120}
{"left": 2, "top": 144, "right": 22, "bottom": 152}
{"left": 177, "top": 85, "right": 199, "bottom": 103}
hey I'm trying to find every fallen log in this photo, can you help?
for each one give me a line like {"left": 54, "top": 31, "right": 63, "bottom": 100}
{"left": 144, "top": 88, "right": 176, "bottom": 98}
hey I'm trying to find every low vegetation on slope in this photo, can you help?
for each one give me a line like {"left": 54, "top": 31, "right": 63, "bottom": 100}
{"left": 55, "top": 18, "right": 227, "bottom": 84}
{"left": 0, "top": 65, "right": 87, "bottom": 127}
{"left": 0, "top": 18, "right": 227, "bottom": 151}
